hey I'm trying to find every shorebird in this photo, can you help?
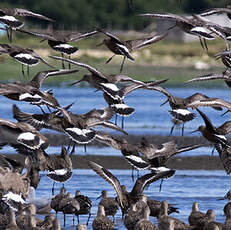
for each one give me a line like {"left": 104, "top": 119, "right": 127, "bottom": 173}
{"left": 98, "top": 190, "right": 119, "bottom": 221}
{"left": 0, "top": 43, "right": 54, "bottom": 77}
{"left": 218, "top": 190, "right": 231, "bottom": 217}
{"left": 0, "top": 154, "right": 23, "bottom": 174}
{"left": 138, "top": 137, "right": 204, "bottom": 171}
{"left": 0, "top": 69, "right": 78, "bottom": 111}
{"left": 214, "top": 50, "right": 231, "bottom": 69}
{"left": 49, "top": 55, "right": 149, "bottom": 88}
{"left": 0, "top": 7, "right": 53, "bottom": 42}
{"left": 92, "top": 205, "right": 114, "bottom": 230}
{"left": 74, "top": 190, "right": 92, "bottom": 225}
{"left": 88, "top": 160, "right": 175, "bottom": 215}
{"left": 97, "top": 29, "right": 168, "bottom": 72}
{"left": 59, "top": 192, "right": 80, "bottom": 226}
{"left": 50, "top": 187, "right": 67, "bottom": 217}
{"left": 186, "top": 69, "right": 231, "bottom": 87}
{"left": 134, "top": 206, "right": 157, "bottom": 230}
{"left": 149, "top": 86, "right": 222, "bottom": 136}
{"left": 37, "top": 147, "right": 73, "bottom": 195}
{"left": 139, "top": 13, "right": 215, "bottom": 50}
{"left": 19, "top": 27, "right": 98, "bottom": 69}
{"left": 200, "top": 6, "right": 231, "bottom": 19}
{"left": 0, "top": 119, "right": 49, "bottom": 152}
{"left": 191, "top": 109, "right": 231, "bottom": 150}
{"left": 158, "top": 200, "right": 190, "bottom": 230}
{"left": 214, "top": 143, "right": 231, "bottom": 174}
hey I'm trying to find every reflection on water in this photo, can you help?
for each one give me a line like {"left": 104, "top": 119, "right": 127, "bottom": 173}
{"left": 36, "top": 169, "right": 227, "bottom": 230}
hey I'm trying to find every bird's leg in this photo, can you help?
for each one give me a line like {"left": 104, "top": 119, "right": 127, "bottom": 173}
{"left": 84, "top": 144, "right": 87, "bottom": 154}
{"left": 160, "top": 99, "right": 169, "bottom": 106}
{"left": 181, "top": 123, "right": 184, "bottom": 136}
{"left": 115, "top": 114, "right": 117, "bottom": 125}
{"left": 120, "top": 56, "right": 126, "bottom": 73}
{"left": 63, "top": 214, "right": 66, "bottom": 227}
{"left": 67, "top": 139, "right": 72, "bottom": 153}
{"left": 203, "top": 38, "right": 208, "bottom": 51}
{"left": 6, "top": 28, "right": 10, "bottom": 42}
{"left": 137, "top": 169, "right": 140, "bottom": 179}
{"left": 106, "top": 55, "right": 115, "bottom": 64}
{"left": 159, "top": 179, "right": 164, "bottom": 192}
{"left": 221, "top": 109, "right": 229, "bottom": 116}
{"left": 27, "top": 65, "right": 30, "bottom": 78}
{"left": 52, "top": 181, "right": 55, "bottom": 195}
{"left": 86, "top": 213, "right": 91, "bottom": 225}
{"left": 131, "top": 167, "right": 135, "bottom": 182}
{"left": 9, "top": 28, "right": 12, "bottom": 43}
{"left": 70, "top": 142, "right": 76, "bottom": 155}
{"left": 72, "top": 215, "right": 75, "bottom": 226}
{"left": 61, "top": 53, "right": 65, "bottom": 69}
{"left": 211, "top": 146, "right": 215, "bottom": 156}
{"left": 77, "top": 215, "right": 80, "bottom": 224}
{"left": 68, "top": 55, "right": 71, "bottom": 69}
{"left": 121, "top": 116, "right": 124, "bottom": 130}
{"left": 46, "top": 105, "right": 52, "bottom": 113}
{"left": 22, "top": 64, "right": 25, "bottom": 78}
{"left": 199, "top": 37, "right": 205, "bottom": 50}
{"left": 170, "top": 124, "right": 175, "bottom": 136}
{"left": 37, "top": 105, "right": 46, "bottom": 114}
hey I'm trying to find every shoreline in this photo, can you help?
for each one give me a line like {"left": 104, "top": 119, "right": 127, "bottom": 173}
{"left": 4, "top": 154, "right": 224, "bottom": 171}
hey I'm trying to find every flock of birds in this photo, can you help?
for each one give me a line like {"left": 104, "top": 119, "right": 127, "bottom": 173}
{"left": 0, "top": 2, "right": 231, "bottom": 230}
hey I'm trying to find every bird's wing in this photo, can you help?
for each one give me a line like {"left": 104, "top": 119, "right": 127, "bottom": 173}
{"left": 217, "top": 121, "right": 231, "bottom": 135}
{"left": 186, "top": 73, "right": 229, "bottom": 84}
{"left": 14, "top": 8, "right": 54, "bottom": 22}
{"left": 88, "top": 161, "right": 124, "bottom": 209}
{"left": 130, "top": 169, "right": 175, "bottom": 196}
{"left": 69, "top": 30, "right": 98, "bottom": 42}
{"left": 97, "top": 29, "right": 124, "bottom": 45}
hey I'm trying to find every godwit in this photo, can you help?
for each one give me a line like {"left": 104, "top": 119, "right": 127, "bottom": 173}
{"left": 214, "top": 143, "right": 231, "bottom": 174}
{"left": 0, "top": 43, "right": 54, "bottom": 77}
{"left": 92, "top": 205, "right": 114, "bottom": 230}
{"left": 98, "top": 190, "right": 119, "bottom": 222}
{"left": 139, "top": 137, "right": 204, "bottom": 171}
{"left": 158, "top": 200, "right": 190, "bottom": 230}
{"left": 0, "top": 7, "right": 53, "bottom": 42}
{"left": 74, "top": 190, "right": 92, "bottom": 225}
{"left": 97, "top": 28, "right": 168, "bottom": 72}
{"left": 88, "top": 161, "right": 175, "bottom": 216}
{"left": 148, "top": 86, "right": 222, "bottom": 135}
{"left": 218, "top": 190, "right": 231, "bottom": 217}
{"left": 186, "top": 69, "right": 231, "bottom": 87}
{"left": 59, "top": 192, "right": 80, "bottom": 226}
{"left": 19, "top": 27, "right": 98, "bottom": 69}
{"left": 200, "top": 6, "right": 231, "bottom": 19}
{"left": 191, "top": 109, "right": 231, "bottom": 150}
{"left": 0, "top": 69, "right": 78, "bottom": 112}
{"left": 139, "top": 13, "right": 215, "bottom": 50}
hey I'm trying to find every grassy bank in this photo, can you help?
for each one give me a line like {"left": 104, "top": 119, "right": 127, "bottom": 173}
{"left": 0, "top": 32, "right": 226, "bottom": 87}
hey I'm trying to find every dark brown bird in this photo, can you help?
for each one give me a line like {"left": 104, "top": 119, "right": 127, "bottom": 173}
{"left": 92, "top": 205, "right": 114, "bottom": 230}
{"left": 186, "top": 69, "right": 231, "bottom": 87}
{"left": 191, "top": 109, "right": 231, "bottom": 148}
{"left": 97, "top": 29, "right": 168, "bottom": 72}
{"left": 0, "top": 7, "right": 53, "bottom": 42}
{"left": 88, "top": 160, "right": 175, "bottom": 216}
{"left": 18, "top": 27, "right": 98, "bottom": 69}
{"left": 0, "top": 43, "right": 54, "bottom": 77}
{"left": 139, "top": 13, "right": 215, "bottom": 50}
{"left": 149, "top": 86, "right": 222, "bottom": 136}
{"left": 0, "top": 69, "right": 78, "bottom": 111}
{"left": 98, "top": 190, "right": 119, "bottom": 221}
{"left": 74, "top": 190, "right": 92, "bottom": 225}
{"left": 218, "top": 190, "right": 231, "bottom": 217}
{"left": 200, "top": 6, "right": 231, "bottom": 19}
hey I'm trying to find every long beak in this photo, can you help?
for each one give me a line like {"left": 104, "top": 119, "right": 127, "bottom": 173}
{"left": 217, "top": 197, "right": 226, "bottom": 200}
{"left": 160, "top": 99, "right": 169, "bottom": 106}
{"left": 71, "top": 78, "right": 83, "bottom": 86}
{"left": 96, "top": 195, "right": 102, "bottom": 200}
{"left": 190, "top": 128, "right": 199, "bottom": 133}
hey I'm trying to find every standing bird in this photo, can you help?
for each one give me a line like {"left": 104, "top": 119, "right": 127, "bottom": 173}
{"left": 88, "top": 161, "right": 175, "bottom": 216}
{"left": 218, "top": 190, "right": 231, "bottom": 217}
{"left": 98, "top": 190, "right": 119, "bottom": 222}
{"left": 0, "top": 44, "right": 54, "bottom": 77}
{"left": 74, "top": 190, "right": 92, "bottom": 225}
{"left": 0, "top": 7, "right": 53, "bottom": 42}
{"left": 97, "top": 29, "right": 168, "bottom": 72}
{"left": 18, "top": 27, "right": 98, "bottom": 69}
{"left": 92, "top": 205, "right": 114, "bottom": 230}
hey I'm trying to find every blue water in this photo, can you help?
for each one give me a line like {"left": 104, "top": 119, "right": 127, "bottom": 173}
{"left": 0, "top": 86, "right": 230, "bottom": 157}
{"left": 35, "top": 169, "right": 228, "bottom": 229}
